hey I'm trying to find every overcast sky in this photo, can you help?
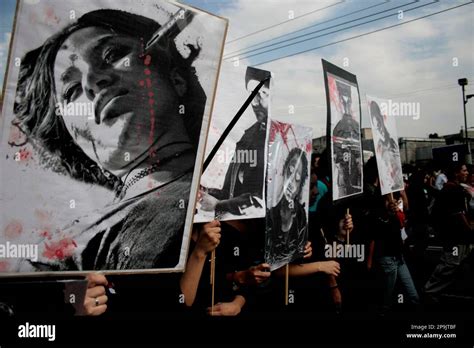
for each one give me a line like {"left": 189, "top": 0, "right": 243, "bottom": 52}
{"left": 1, "top": 0, "right": 473, "bottom": 138}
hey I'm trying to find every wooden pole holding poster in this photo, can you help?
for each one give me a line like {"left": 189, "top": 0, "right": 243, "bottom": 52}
{"left": 210, "top": 250, "right": 216, "bottom": 314}
{"left": 346, "top": 208, "right": 350, "bottom": 245}
{"left": 285, "top": 263, "right": 289, "bottom": 306}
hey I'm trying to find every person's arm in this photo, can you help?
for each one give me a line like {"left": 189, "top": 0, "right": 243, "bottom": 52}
{"left": 327, "top": 275, "right": 342, "bottom": 309}
{"left": 367, "top": 240, "right": 375, "bottom": 270}
{"left": 180, "top": 220, "right": 221, "bottom": 306}
{"left": 207, "top": 295, "right": 246, "bottom": 316}
{"left": 273, "top": 260, "right": 340, "bottom": 277}
{"left": 230, "top": 263, "right": 271, "bottom": 287}
{"left": 400, "top": 190, "right": 409, "bottom": 212}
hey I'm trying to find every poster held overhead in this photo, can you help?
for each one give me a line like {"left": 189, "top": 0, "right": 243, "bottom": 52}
{"left": 265, "top": 120, "right": 312, "bottom": 272}
{"left": 322, "top": 59, "right": 363, "bottom": 203}
{"left": 0, "top": 0, "right": 228, "bottom": 275}
{"left": 366, "top": 95, "right": 404, "bottom": 195}
{"left": 196, "top": 64, "right": 272, "bottom": 222}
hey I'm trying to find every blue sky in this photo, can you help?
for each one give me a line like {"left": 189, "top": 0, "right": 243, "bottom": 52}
{"left": 1, "top": 0, "right": 473, "bottom": 138}
{"left": 0, "top": 0, "right": 16, "bottom": 87}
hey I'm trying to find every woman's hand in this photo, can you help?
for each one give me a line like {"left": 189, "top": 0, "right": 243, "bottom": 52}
{"left": 303, "top": 241, "right": 312, "bottom": 259}
{"left": 386, "top": 198, "right": 399, "bottom": 215}
{"left": 337, "top": 213, "right": 353, "bottom": 241}
{"left": 234, "top": 263, "right": 271, "bottom": 286}
{"left": 207, "top": 295, "right": 245, "bottom": 316}
{"left": 82, "top": 273, "right": 108, "bottom": 316}
{"left": 194, "top": 220, "right": 221, "bottom": 258}
{"left": 343, "top": 214, "right": 353, "bottom": 232}
{"left": 319, "top": 261, "right": 341, "bottom": 277}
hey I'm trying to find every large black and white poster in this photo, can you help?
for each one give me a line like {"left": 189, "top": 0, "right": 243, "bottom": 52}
{"left": 367, "top": 95, "right": 404, "bottom": 195}
{"left": 265, "top": 120, "right": 312, "bottom": 271}
{"left": 0, "top": 0, "right": 227, "bottom": 275}
{"left": 195, "top": 64, "right": 271, "bottom": 222}
{"left": 322, "top": 60, "right": 363, "bottom": 202}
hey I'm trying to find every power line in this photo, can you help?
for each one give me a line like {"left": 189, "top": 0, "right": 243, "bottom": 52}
{"left": 225, "top": 0, "right": 437, "bottom": 61}
{"left": 271, "top": 84, "right": 472, "bottom": 110}
{"left": 224, "top": 0, "right": 390, "bottom": 58}
{"left": 226, "top": 0, "right": 345, "bottom": 44}
{"left": 254, "top": 1, "right": 472, "bottom": 66}
{"left": 385, "top": 84, "right": 458, "bottom": 98}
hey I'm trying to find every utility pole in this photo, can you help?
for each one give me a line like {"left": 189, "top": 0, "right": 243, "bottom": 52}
{"left": 458, "top": 78, "right": 473, "bottom": 164}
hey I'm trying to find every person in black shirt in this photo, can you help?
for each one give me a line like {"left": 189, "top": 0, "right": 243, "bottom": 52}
{"left": 364, "top": 157, "right": 419, "bottom": 314}
{"left": 180, "top": 219, "right": 268, "bottom": 316}
{"left": 424, "top": 163, "right": 473, "bottom": 303}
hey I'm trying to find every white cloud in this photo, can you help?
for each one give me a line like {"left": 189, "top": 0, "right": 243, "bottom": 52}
{"left": 218, "top": 0, "right": 474, "bottom": 138}
{"left": 220, "top": 0, "right": 338, "bottom": 56}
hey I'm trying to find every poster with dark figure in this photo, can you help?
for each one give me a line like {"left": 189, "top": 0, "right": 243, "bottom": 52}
{"left": 322, "top": 59, "right": 363, "bottom": 202}
{"left": 367, "top": 95, "right": 404, "bottom": 195}
{"left": 195, "top": 64, "right": 272, "bottom": 222}
{"left": 0, "top": 0, "right": 227, "bottom": 275}
{"left": 265, "top": 120, "right": 312, "bottom": 271}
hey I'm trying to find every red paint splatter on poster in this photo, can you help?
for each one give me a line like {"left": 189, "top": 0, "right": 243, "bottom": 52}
{"left": 18, "top": 148, "right": 32, "bottom": 162}
{"left": 35, "top": 209, "right": 53, "bottom": 223}
{"left": 0, "top": 261, "right": 9, "bottom": 272}
{"left": 327, "top": 75, "right": 342, "bottom": 116}
{"left": 4, "top": 220, "right": 23, "bottom": 239}
{"left": 43, "top": 238, "right": 77, "bottom": 260}
{"left": 7, "top": 125, "right": 27, "bottom": 146}
{"left": 40, "top": 230, "right": 52, "bottom": 240}
{"left": 44, "top": 7, "right": 60, "bottom": 25}
{"left": 270, "top": 121, "right": 293, "bottom": 151}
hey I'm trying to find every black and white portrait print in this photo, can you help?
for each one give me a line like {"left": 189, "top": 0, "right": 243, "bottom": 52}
{"left": 323, "top": 60, "right": 363, "bottom": 202}
{"left": 264, "top": 120, "right": 312, "bottom": 271}
{"left": 195, "top": 64, "right": 271, "bottom": 222}
{"left": 0, "top": 0, "right": 227, "bottom": 275}
{"left": 367, "top": 96, "right": 403, "bottom": 195}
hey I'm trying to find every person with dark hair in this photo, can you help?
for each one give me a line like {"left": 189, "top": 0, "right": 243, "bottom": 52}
{"left": 200, "top": 67, "right": 270, "bottom": 217}
{"left": 12, "top": 8, "right": 207, "bottom": 271}
{"left": 405, "top": 169, "right": 431, "bottom": 288}
{"left": 311, "top": 149, "right": 331, "bottom": 213}
{"left": 265, "top": 147, "right": 309, "bottom": 270}
{"left": 369, "top": 101, "right": 403, "bottom": 192}
{"left": 363, "top": 157, "right": 419, "bottom": 315}
{"left": 424, "top": 163, "right": 473, "bottom": 303}
{"left": 180, "top": 218, "right": 270, "bottom": 317}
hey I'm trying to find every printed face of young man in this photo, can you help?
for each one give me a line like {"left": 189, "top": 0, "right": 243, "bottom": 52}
{"left": 246, "top": 79, "right": 269, "bottom": 125}
{"left": 53, "top": 26, "right": 181, "bottom": 171}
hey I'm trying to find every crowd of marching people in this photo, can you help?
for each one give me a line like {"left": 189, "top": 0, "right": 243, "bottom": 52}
{"left": 80, "top": 153, "right": 474, "bottom": 318}
{"left": 1, "top": 153, "right": 473, "bottom": 320}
